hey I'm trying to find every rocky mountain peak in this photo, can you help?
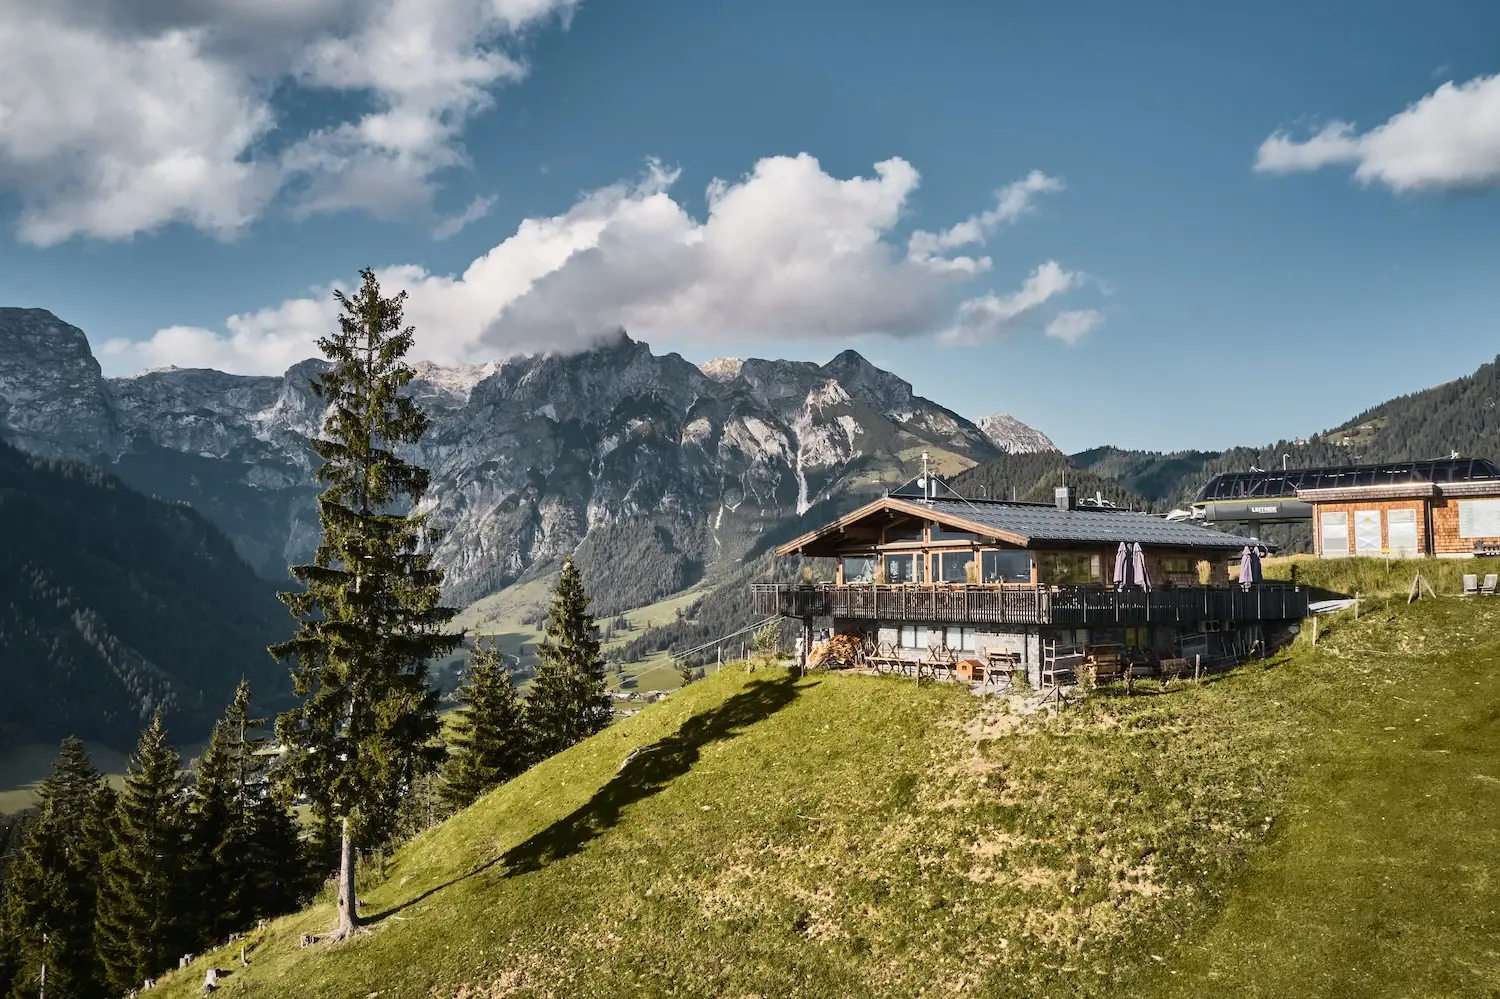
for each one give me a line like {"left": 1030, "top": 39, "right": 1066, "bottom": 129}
{"left": 0, "top": 307, "right": 121, "bottom": 461}
{"left": 699, "top": 357, "right": 743, "bottom": 382}
{"left": 976, "top": 413, "right": 1057, "bottom": 454}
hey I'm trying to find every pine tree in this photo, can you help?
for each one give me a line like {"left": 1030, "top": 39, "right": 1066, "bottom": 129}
{"left": 270, "top": 268, "right": 461, "bottom": 941}
{"left": 1, "top": 738, "right": 112, "bottom": 999}
{"left": 94, "top": 715, "right": 188, "bottom": 994}
{"left": 441, "top": 638, "right": 531, "bottom": 811}
{"left": 526, "top": 558, "right": 610, "bottom": 759}
{"left": 186, "top": 681, "right": 302, "bottom": 947}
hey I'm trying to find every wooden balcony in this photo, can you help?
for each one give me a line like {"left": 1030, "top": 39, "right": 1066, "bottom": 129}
{"left": 751, "top": 583, "right": 1309, "bottom": 627}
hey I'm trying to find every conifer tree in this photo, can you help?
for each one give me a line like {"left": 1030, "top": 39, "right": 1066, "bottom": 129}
{"left": 2, "top": 737, "right": 112, "bottom": 999}
{"left": 186, "top": 681, "right": 302, "bottom": 946}
{"left": 441, "top": 638, "right": 531, "bottom": 811}
{"left": 271, "top": 268, "right": 461, "bottom": 941}
{"left": 526, "top": 558, "right": 610, "bottom": 759}
{"left": 94, "top": 715, "right": 188, "bottom": 994}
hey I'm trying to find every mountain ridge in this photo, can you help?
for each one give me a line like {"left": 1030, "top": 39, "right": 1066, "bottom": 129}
{"left": 0, "top": 308, "right": 1047, "bottom": 614}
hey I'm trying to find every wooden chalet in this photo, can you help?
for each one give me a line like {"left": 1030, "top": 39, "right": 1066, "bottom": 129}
{"left": 756, "top": 486, "right": 1309, "bottom": 687}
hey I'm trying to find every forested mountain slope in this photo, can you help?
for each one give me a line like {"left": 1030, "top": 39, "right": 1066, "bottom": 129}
{"left": 0, "top": 438, "right": 290, "bottom": 748}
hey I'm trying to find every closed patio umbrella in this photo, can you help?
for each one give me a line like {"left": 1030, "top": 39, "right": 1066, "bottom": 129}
{"left": 1113, "top": 541, "right": 1130, "bottom": 588}
{"left": 1130, "top": 542, "right": 1150, "bottom": 591}
{"left": 1238, "top": 545, "right": 1263, "bottom": 591}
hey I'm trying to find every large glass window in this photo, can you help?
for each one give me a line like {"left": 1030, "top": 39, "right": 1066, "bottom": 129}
{"left": 1459, "top": 499, "right": 1500, "bottom": 538}
{"left": 1387, "top": 508, "right": 1418, "bottom": 554}
{"left": 981, "top": 549, "right": 1031, "bottom": 583}
{"left": 942, "top": 626, "right": 977, "bottom": 652}
{"left": 929, "top": 522, "right": 978, "bottom": 541}
{"left": 937, "top": 550, "right": 976, "bottom": 582}
{"left": 841, "top": 555, "right": 877, "bottom": 583}
{"left": 898, "top": 624, "right": 931, "bottom": 649}
{"left": 1354, "top": 510, "right": 1381, "bottom": 553}
{"left": 1319, "top": 511, "right": 1349, "bottom": 557}
{"left": 1040, "top": 551, "right": 1103, "bottom": 584}
{"left": 882, "top": 552, "right": 924, "bottom": 584}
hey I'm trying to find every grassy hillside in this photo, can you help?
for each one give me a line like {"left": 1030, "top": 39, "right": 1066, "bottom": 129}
{"left": 154, "top": 563, "right": 1500, "bottom": 998}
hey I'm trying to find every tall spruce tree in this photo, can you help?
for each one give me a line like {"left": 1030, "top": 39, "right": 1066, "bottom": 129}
{"left": 94, "top": 715, "right": 188, "bottom": 994}
{"left": 1, "top": 738, "right": 112, "bottom": 999}
{"left": 441, "top": 638, "right": 531, "bottom": 811}
{"left": 526, "top": 558, "right": 611, "bottom": 759}
{"left": 271, "top": 268, "right": 460, "bottom": 941}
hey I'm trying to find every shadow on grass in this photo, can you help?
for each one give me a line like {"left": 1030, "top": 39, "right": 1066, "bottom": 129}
{"left": 501, "top": 672, "right": 805, "bottom": 876}
{"left": 366, "top": 672, "right": 806, "bottom": 922}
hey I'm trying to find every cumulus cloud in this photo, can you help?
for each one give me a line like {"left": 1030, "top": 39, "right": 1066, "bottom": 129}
{"left": 1255, "top": 73, "right": 1500, "bottom": 191}
{"left": 98, "top": 155, "right": 1101, "bottom": 375}
{"left": 0, "top": 0, "right": 576, "bottom": 244}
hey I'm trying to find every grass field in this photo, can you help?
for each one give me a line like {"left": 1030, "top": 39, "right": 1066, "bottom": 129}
{"left": 146, "top": 559, "right": 1500, "bottom": 998}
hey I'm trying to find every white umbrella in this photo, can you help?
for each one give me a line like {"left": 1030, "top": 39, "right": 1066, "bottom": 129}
{"left": 1130, "top": 542, "right": 1150, "bottom": 591}
{"left": 1238, "top": 546, "right": 1263, "bottom": 591}
{"left": 1113, "top": 541, "right": 1130, "bottom": 587}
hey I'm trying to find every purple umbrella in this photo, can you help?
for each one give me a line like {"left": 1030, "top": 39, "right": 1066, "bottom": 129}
{"left": 1113, "top": 542, "right": 1130, "bottom": 588}
{"left": 1238, "top": 545, "right": 1263, "bottom": 591}
{"left": 1131, "top": 542, "right": 1150, "bottom": 591}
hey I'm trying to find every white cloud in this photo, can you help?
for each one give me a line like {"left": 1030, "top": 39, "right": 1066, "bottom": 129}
{"left": 432, "top": 195, "right": 497, "bottom": 240}
{"left": 98, "top": 155, "right": 1101, "bottom": 374}
{"left": 1255, "top": 73, "right": 1500, "bottom": 191}
{"left": 0, "top": 0, "right": 576, "bottom": 244}
{"left": 937, "top": 262, "right": 1087, "bottom": 346}
{"left": 907, "top": 170, "right": 1064, "bottom": 274}
{"left": 1044, "top": 308, "right": 1103, "bottom": 345}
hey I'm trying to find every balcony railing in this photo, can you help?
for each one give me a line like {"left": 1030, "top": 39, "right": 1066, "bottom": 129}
{"left": 751, "top": 583, "right": 1308, "bottom": 627}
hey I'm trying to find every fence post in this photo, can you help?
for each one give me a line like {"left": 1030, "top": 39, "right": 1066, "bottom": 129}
{"left": 1194, "top": 654, "right": 1201, "bottom": 682}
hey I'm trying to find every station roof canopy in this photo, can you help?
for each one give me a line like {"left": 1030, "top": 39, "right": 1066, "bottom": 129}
{"left": 775, "top": 496, "right": 1257, "bottom": 558}
{"left": 1194, "top": 458, "right": 1500, "bottom": 505}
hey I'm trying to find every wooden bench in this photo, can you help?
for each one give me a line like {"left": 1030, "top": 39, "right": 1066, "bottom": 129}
{"left": 983, "top": 648, "right": 1025, "bottom": 686}
{"left": 1083, "top": 645, "right": 1125, "bottom": 687}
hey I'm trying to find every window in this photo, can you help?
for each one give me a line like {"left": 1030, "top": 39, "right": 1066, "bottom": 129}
{"left": 1387, "top": 508, "right": 1418, "bottom": 554}
{"left": 898, "top": 624, "right": 931, "bottom": 649}
{"left": 1459, "top": 499, "right": 1500, "bottom": 538}
{"left": 841, "top": 555, "right": 877, "bottom": 583}
{"left": 1354, "top": 510, "right": 1381, "bottom": 553}
{"left": 929, "top": 521, "right": 978, "bottom": 541}
{"left": 1124, "top": 626, "right": 1148, "bottom": 648}
{"left": 942, "top": 626, "right": 977, "bottom": 652}
{"left": 1040, "top": 551, "right": 1103, "bottom": 584}
{"left": 937, "top": 550, "right": 976, "bottom": 582}
{"left": 981, "top": 549, "right": 1031, "bottom": 583}
{"left": 1319, "top": 511, "right": 1348, "bottom": 557}
{"left": 883, "top": 552, "right": 924, "bottom": 584}
{"left": 1162, "top": 556, "right": 1191, "bottom": 574}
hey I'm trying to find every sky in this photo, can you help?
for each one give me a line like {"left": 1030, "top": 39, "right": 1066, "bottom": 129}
{"left": 0, "top": 0, "right": 1497, "bottom": 454}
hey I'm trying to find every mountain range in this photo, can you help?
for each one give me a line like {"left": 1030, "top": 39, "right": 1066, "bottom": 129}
{"left": 0, "top": 308, "right": 1055, "bottom": 618}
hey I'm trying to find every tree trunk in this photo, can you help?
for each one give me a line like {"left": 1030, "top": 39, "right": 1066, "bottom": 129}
{"left": 332, "top": 816, "right": 358, "bottom": 940}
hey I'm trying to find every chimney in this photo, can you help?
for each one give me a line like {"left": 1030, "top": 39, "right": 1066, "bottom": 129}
{"left": 1054, "top": 485, "right": 1075, "bottom": 511}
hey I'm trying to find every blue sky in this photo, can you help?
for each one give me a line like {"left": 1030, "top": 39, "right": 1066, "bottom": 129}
{"left": 1, "top": 0, "right": 1497, "bottom": 453}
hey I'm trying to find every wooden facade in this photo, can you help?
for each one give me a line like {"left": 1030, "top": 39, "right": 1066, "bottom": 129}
{"left": 1302, "top": 482, "right": 1500, "bottom": 557}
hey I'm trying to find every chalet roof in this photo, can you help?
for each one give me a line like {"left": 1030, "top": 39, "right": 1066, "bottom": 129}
{"left": 775, "top": 496, "right": 1256, "bottom": 557}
